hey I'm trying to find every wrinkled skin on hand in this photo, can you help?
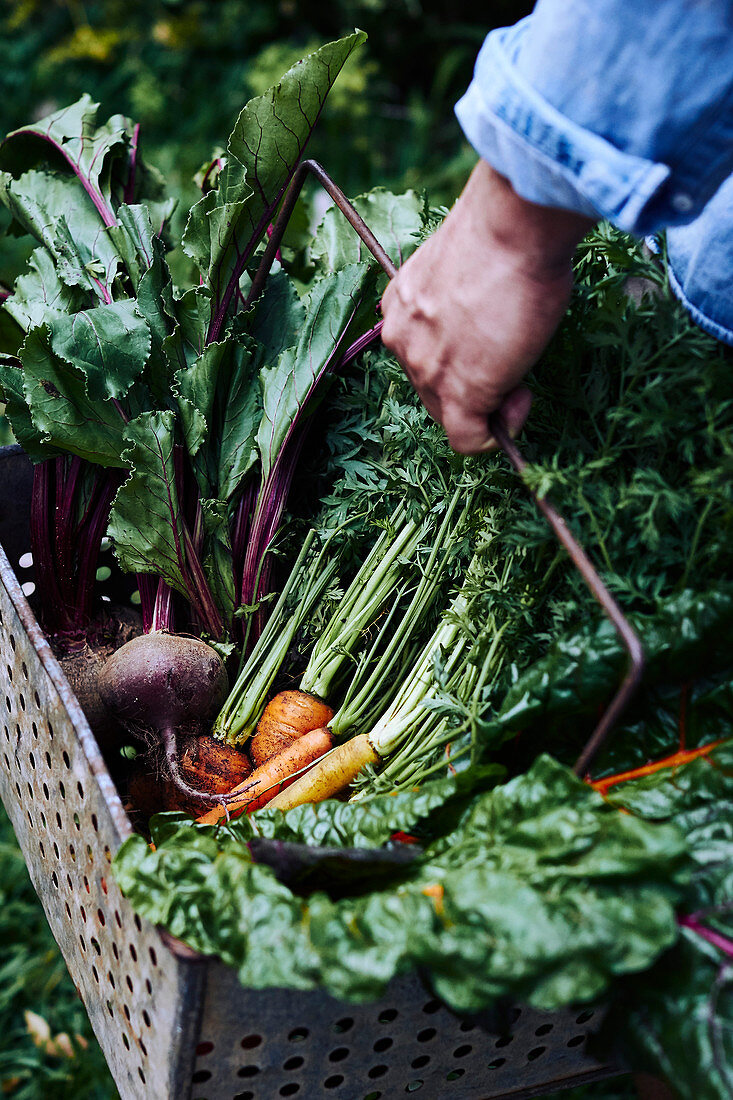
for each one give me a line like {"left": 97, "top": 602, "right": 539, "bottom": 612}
{"left": 381, "top": 161, "right": 594, "bottom": 454}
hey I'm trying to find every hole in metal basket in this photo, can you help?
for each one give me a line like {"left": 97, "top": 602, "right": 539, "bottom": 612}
{"left": 373, "top": 1037, "right": 392, "bottom": 1053}
{"left": 192, "top": 1071, "right": 212, "bottom": 1084}
{"left": 42, "top": 782, "right": 49, "bottom": 800}
{"left": 453, "top": 1045, "right": 472, "bottom": 1058}
{"left": 378, "top": 1008, "right": 398, "bottom": 1024}
{"left": 324, "top": 1076, "right": 344, "bottom": 1089}
{"left": 287, "top": 1029, "right": 308, "bottom": 1044}
{"left": 368, "top": 1066, "right": 388, "bottom": 1079}
{"left": 279, "top": 1086, "right": 300, "bottom": 1097}
{"left": 242, "top": 1034, "right": 263, "bottom": 1049}
{"left": 107, "top": 972, "right": 116, "bottom": 989}
{"left": 73, "top": 813, "right": 81, "bottom": 831}
{"left": 329, "top": 1047, "right": 350, "bottom": 1062}
{"left": 332, "top": 1017, "right": 354, "bottom": 1034}
{"left": 535, "top": 1024, "right": 553, "bottom": 1037}
{"left": 417, "top": 1028, "right": 436, "bottom": 1043}
{"left": 59, "top": 782, "right": 66, "bottom": 799}
{"left": 196, "top": 1041, "right": 214, "bottom": 1056}
{"left": 567, "top": 1035, "right": 586, "bottom": 1048}
{"left": 138, "top": 1068, "right": 146, "bottom": 1085}
{"left": 411, "top": 1056, "right": 430, "bottom": 1069}
{"left": 129, "top": 943, "right": 137, "bottom": 961}
{"left": 576, "top": 1010, "right": 594, "bottom": 1024}
{"left": 233, "top": 1093, "right": 254, "bottom": 1100}
{"left": 143, "top": 1011, "right": 152, "bottom": 1029}
{"left": 527, "top": 1046, "right": 547, "bottom": 1061}
{"left": 77, "top": 781, "right": 84, "bottom": 799}
{"left": 123, "top": 1005, "right": 131, "bottom": 1022}
{"left": 97, "top": 909, "right": 106, "bottom": 925}
{"left": 145, "top": 979, "right": 153, "bottom": 996}
{"left": 126, "top": 975, "right": 134, "bottom": 993}
{"left": 495, "top": 1035, "right": 513, "bottom": 1048}
{"left": 79, "top": 935, "right": 86, "bottom": 953}
{"left": 283, "top": 1056, "right": 304, "bottom": 1071}
{"left": 122, "top": 1035, "right": 130, "bottom": 1052}
{"left": 21, "top": 661, "right": 27, "bottom": 679}
{"left": 446, "top": 1069, "right": 465, "bottom": 1081}
{"left": 488, "top": 1058, "right": 506, "bottom": 1070}
{"left": 28, "top": 751, "right": 35, "bottom": 770}
{"left": 62, "top": 751, "right": 70, "bottom": 769}
{"left": 422, "top": 1000, "right": 441, "bottom": 1014}
{"left": 406, "top": 1082, "right": 423, "bottom": 1093}
{"left": 90, "top": 937, "right": 101, "bottom": 956}
{"left": 149, "top": 946, "right": 158, "bottom": 966}
{"left": 18, "top": 693, "right": 25, "bottom": 711}
{"left": 237, "top": 1066, "right": 260, "bottom": 1078}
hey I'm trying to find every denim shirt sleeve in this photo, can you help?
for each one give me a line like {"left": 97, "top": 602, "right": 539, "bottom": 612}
{"left": 455, "top": 1, "right": 733, "bottom": 236}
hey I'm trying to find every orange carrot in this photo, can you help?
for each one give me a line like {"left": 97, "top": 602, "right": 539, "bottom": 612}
{"left": 196, "top": 726, "right": 334, "bottom": 825}
{"left": 250, "top": 689, "right": 334, "bottom": 768}
{"left": 266, "top": 732, "right": 380, "bottom": 812}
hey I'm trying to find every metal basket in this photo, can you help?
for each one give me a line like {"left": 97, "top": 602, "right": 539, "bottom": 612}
{"left": 0, "top": 445, "right": 626, "bottom": 1100}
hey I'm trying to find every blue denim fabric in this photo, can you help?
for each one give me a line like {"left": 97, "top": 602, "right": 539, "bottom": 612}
{"left": 455, "top": 1, "right": 733, "bottom": 344}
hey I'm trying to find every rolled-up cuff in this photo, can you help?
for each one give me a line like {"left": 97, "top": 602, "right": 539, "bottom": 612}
{"left": 455, "top": 26, "right": 672, "bottom": 236}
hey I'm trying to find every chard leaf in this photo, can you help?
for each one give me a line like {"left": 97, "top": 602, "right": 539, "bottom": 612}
{"left": 5, "top": 247, "right": 86, "bottom": 333}
{"left": 20, "top": 323, "right": 130, "bottom": 467}
{"left": 256, "top": 262, "right": 368, "bottom": 481}
{"left": 312, "top": 187, "right": 426, "bottom": 274}
{"left": 114, "top": 756, "right": 685, "bottom": 1011}
{"left": 0, "top": 94, "right": 128, "bottom": 226}
{"left": 601, "top": 741, "right": 733, "bottom": 1100}
{"left": 183, "top": 32, "right": 366, "bottom": 342}
{"left": 108, "top": 410, "right": 191, "bottom": 595}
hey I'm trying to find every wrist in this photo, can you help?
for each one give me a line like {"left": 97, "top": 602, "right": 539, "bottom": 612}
{"left": 462, "top": 160, "right": 595, "bottom": 282}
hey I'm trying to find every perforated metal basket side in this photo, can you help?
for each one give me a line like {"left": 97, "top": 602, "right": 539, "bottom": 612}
{"left": 0, "top": 447, "right": 205, "bottom": 1100}
{"left": 188, "top": 965, "right": 620, "bottom": 1100}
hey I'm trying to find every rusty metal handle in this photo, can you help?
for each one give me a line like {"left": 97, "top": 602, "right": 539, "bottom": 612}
{"left": 253, "top": 159, "right": 645, "bottom": 775}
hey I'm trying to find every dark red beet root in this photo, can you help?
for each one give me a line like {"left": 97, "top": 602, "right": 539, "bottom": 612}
{"left": 99, "top": 632, "right": 232, "bottom": 806}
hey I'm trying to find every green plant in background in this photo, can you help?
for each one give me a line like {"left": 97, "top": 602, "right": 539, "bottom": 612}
{"left": 0, "top": 807, "right": 114, "bottom": 1099}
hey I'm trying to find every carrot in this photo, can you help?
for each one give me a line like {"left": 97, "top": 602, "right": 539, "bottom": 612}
{"left": 250, "top": 689, "right": 334, "bottom": 767}
{"left": 266, "top": 733, "right": 379, "bottom": 812}
{"left": 196, "top": 726, "right": 334, "bottom": 825}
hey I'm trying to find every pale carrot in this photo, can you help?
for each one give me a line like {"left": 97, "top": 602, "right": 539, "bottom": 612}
{"left": 266, "top": 732, "right": 380, "bottom": 812}
{"left": 196, "top": 727, "right": 334, "bottom": 825}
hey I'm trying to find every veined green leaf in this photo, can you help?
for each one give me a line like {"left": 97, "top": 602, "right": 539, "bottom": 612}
{"left": 108, "top": 410, "right": 190, "bottom": 594}
{"left": 0, "top": 94, "right": 129, "bottom": 226}
{"left": 5, "top": 247, "right": 86, "bottom": 333}
{"left": 312, "top": 187, "right": 426, "bottom": 274}
{"left": 256, "top": 262, "right": 368, "bottom": 480}
{"left": 20, "top": 323, "right": 130, "bottom": 467}
{"left": 0, "top": 355, "right": 57, "bottom": 461}
{"left": 39, "top": 299, "right": 151, "bottom": 404}
{"left": 183, "top": 32, "right": 367, "bottom": 340}
{"left": 0, "top": 170, "right": 121, "bottom": 299}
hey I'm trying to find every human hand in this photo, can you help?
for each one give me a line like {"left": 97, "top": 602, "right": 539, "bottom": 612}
{"left": 381, "top": 161, "right": 594, "bottom": 453}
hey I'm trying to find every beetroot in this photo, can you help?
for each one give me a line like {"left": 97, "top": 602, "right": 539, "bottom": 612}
{"left": 98, "top": 631, "right": 232, "bottom": 807}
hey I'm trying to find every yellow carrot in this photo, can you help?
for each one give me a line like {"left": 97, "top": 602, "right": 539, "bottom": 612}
{"left": 266, "top": 733, "right": 380, "bottom": 811}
